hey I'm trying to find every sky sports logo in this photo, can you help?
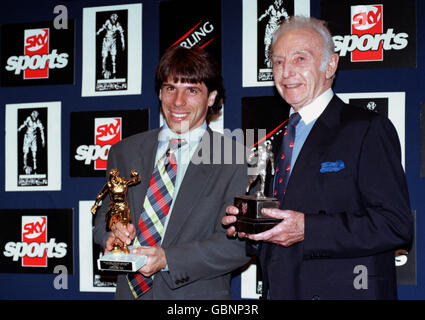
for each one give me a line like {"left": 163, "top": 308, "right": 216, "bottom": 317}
{"left": 70, "top": 110, "right": 148, "bottom": 177}
{"left": 22, "top": 216, "right": 47, "bottom": 267}
{"left": 333, "top": 4, "right": 409, "bottom": 62}
{"left": 94, "top": 117, "right": 121, "bottom": 170}
{"left": 5, "top": 27, "right": 69, "bottom": 79}
{"left": 3, "top": 216, "right": 67, "bottom": 267}
{"left": 24, "top": 28, "right": 49, "bottom": 79}
{"left": 351, "top": 5, "right": 383, "bottom": 62}
{"left": 74, "top": 117, "right": 122, "bottom": 170}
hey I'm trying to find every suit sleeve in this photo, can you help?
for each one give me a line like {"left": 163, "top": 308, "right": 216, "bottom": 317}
{"left": 160, "top": 163, "right": 251, "bottom": 289}
{"left": 303, "top": 115, "right": 413, "bottom": 259}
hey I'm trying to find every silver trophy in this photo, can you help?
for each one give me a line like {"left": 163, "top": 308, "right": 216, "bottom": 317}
{"left": 234, "top": 141, "right": 281, "bottom": 234}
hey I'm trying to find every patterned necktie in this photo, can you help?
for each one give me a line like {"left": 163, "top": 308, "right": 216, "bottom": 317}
{"left": 274, "top": 112, "right": 301, "bottom": 204}
{"left": 127, "top": 138, "right": 186, "bottom": 298}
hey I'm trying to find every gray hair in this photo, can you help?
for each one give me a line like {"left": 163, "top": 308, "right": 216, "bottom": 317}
{"left": 271, "top": 15, "right": 335, "bottom": 71}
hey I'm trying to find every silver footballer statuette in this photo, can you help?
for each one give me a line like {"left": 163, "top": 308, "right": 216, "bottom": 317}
{"left": 234, "top": 141, "right": 281, "bottom": 234}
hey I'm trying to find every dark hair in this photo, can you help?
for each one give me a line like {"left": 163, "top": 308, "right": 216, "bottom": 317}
{"left": 155, "top": 45, "right": 224, "bottom": 123}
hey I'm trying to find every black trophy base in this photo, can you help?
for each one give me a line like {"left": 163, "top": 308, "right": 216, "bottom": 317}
{"left": 236, "top": 217, "right": 283, "bottom": 234}
{"left": 234, "top": 195, "right": 281, "bottom": 234}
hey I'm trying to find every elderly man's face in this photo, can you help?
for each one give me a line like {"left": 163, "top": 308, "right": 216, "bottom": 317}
{"left": 271, "top": 27, "right": 336, "bottom": 111}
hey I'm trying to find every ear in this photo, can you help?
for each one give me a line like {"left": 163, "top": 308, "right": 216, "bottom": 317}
{"left": 325, "top": 53, "right": 339, "bottom": 79}
{"left": 158, "top": 88, "right": 162, "bottom": 101}
{"left": 207, "top": 90, "right": 218, "bottom": 107}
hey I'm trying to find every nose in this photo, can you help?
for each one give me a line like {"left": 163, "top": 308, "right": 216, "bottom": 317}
{"left": 281, "top": 62, "right": 294, "bottom": 79}
{"left": 174, "top": 89, "right": 186, "bottom": 107}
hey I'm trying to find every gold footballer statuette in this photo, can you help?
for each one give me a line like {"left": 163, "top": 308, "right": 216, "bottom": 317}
{"left": 91, "top": 168, "right": 141, "bottom": 254}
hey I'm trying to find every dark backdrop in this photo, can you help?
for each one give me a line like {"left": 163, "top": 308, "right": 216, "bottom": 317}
{"left": 0, "top": 0, "right": 424, "bottom": 300}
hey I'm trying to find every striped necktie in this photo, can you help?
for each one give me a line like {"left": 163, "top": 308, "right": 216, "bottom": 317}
{"left": 274, "top": 112, "right": 301, "bottom": 204}
{"left": 127, "top": 138, "right": 186, "bottom": 298}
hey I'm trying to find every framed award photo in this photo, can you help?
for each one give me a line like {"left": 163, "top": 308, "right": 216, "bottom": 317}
{"left": 79, "top": 201, "right": 117, "bottom": 292}
{"left": 82, "top": 3, "right": 142, "bottom": 96}
{"left": 5, "top": 101, "right": 61, "bottom": 191}
{"left": 242, "top": 0, "right": 310, "bottom": 87}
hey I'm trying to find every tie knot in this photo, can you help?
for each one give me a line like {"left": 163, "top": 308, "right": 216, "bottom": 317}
{"left": 288, "top": 112, "right": 301, "bottom": 127}
{"left": 167, "top": 139, "right": 186, "bottom": 153}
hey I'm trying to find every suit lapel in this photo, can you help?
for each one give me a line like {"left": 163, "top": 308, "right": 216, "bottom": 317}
{"left": 265, "top": 126, "right": 284, "bottom": 197}
{"left": 162, "top": 128, "right": 215, "bottom": 247}
{"left": 283, "top": 96, "right": 344, "bottom": 204}
{"left": 128, "top": 129, "right": 160, "bottom": 224}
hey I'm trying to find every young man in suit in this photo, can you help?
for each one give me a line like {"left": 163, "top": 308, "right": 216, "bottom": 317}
{"left": 93, "top": 46, "right": 250, "bottom": 299}
{"left": 223, "top": 16, "right": 413, "bottom": 299}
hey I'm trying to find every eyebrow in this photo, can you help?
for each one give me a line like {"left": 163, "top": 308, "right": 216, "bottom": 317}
{"left": 272, "top": 49, "right": 312, "bottom": 59}
{"left": 161, "top": 82, "right": 203, "bottom": 91}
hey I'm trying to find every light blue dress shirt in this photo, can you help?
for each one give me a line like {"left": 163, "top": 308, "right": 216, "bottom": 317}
{"left": 289, "top": 88, "right": 334, "bottom": 175}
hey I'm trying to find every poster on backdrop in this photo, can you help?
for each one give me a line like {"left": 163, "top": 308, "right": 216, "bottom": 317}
{"left": 159, "top": 0, "right": 223, "bottom": 130}
{"left": 5, "top": 101, "right": 61, "bottom": 191}
{"left": 79, "top": 201, "right": 117, "bottom": 292}
{"left": 70, "top": 109, "right": 149, "bottom": 177}
{"left": 82, "top": 3, "right": 142, "bottom": 96}
{"left": 336, "top": 92, "right": 405, "bottom": 169}
{"left": 0, "top": 209, "right": 73, "bottom": 274}
{"left": 0, "top": 20, "right": 74, "bottom": 87}
{"left": 159, "top": 0, "right": 221, "bottom": 67}
{"left": 241, "top": 96, "right": 291, "bottom": 148}
{"left": 320, "top": 0, "right": 416, "bottom": 70}
{"left": 239, "top": 95, "right": 289, "bottom": 299}
{"left": 242, "top": 0, "right": 310, "bottom": 87}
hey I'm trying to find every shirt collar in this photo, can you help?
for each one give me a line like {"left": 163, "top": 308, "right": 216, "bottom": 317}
{"left": 158, "top": 121, "right": 207, "bottom": 145}
{"left": 289, "top": 88, "right": 334, "bottom": 125}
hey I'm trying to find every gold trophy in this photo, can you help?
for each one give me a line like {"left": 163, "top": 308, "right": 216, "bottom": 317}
{"left": 234, "top": 141, "right": 281, "bottom": 234}
{"left": 91, "top": 169, "right": 147, "bottom": 272}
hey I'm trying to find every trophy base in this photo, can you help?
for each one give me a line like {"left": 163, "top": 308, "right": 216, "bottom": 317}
{"left": 236, "top": 217, "right": 282, "bottom": 234}
{"left": 234, "top": 195, "right": 281, "bottom": 234}
{"left": 97, "top": 246, "right": 147, "bottom": 272}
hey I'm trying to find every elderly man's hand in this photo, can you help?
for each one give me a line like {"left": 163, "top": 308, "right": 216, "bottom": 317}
{"left": 222, "top": 205, "right": 247, "bottom": 238}
{"left": 246, "top": 208, "right": 305, "bottom": 247}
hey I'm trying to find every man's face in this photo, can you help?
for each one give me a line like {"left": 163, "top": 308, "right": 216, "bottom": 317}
{"left": 159, "top": 77, "right": 217, "bottom": 134}
{"left": 271, "top": 27, "right": 336, "bottom": 111}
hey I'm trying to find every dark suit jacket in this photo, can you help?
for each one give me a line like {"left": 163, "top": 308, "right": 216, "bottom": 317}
{"left": 256, "top": 95, "right": 413, "bottom": 300}
{"left": 93, "top": 127, "right": 250, "bottom": 299}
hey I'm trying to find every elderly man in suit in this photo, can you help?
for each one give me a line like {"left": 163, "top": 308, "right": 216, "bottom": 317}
{"left": 93, "top": 45, "right": 250, "bottom": 299}
{"left": 223, "top": 16, "right": 413, "bottom": 299}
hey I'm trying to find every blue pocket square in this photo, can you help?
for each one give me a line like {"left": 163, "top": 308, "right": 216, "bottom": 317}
{"left": 320, "top": 160, "right": 345, "bottom": 173}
